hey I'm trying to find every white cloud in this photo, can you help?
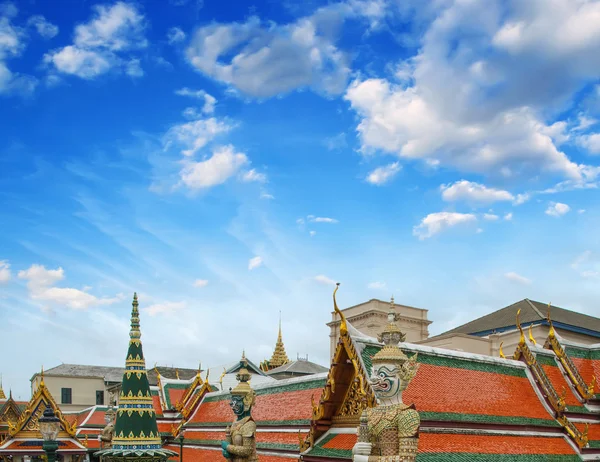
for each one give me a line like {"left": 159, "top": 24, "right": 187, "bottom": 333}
{"left": 125, "top": 58, "right": 143, "bottom": 77}
{"left": 313, "top": 274, "right": 336, "bottom": 285}
{"left": 483, "top": 213, "right": 499, "bottom": 221}
{"left": 545, "top": 202, "right": 570, "bottom": 217}
{"left": 367, "top": 281, "right": 386, "bottom": 289}
{"left": 180, "top": 145, "right": 248, "bottom": 189}
{"left": 27, "top": 15, "right": 58, "bottom": 39}
{"left": 571, "top": 250, "right": 600, "bottom": 279}
{"left": 0, "top": 260, "right": 11, "bottom": 283}
{"left": 44, "top": 2, "right": 147, "bottom": 79}
{"left": 504, "top": 272, "right": 531, "bottom": 285}
{"left": 0, "top": 8, "right": 37, "bottom": 95}
{"left": 145, "top": 301, "right": 186, "bottom": 316}
{"left": 185, "top": 8, "right": 351, "bottom": 98}
{"left": 578, "top": 133, "right": 600, "bottom": 155}
{"left": 324, "top": 132, "right": 348, "bottom": 151}
{"left": 514, "top": 193, "right": 531, "bottom": 205}
{"left": 504, "top": 212, "right": 513, "bottom": 221}
{"left": 241, "top": 169, "right": 267, "bottom": 183}
{"left": 578, "top": 209, "right": 586, "bottom": 214}
{"left": 309, "top": 230, "right": 316, "bottom": 237}
{"left": 440, "top": 180, "right": 514, "bottom": 204}
{"left": 307, "top": 215, "right": 338, "bottom": 223}
{"left": 17, "top": 264, "right": 120, "bottom": 310}
{"left": 164, "top": 117, "right": 232, "bottom": 157}
{"left": 248, "top": 256, "right": 263, "bottom": 270}
{"left": 193, "top": 279, "right": 208, "bottom": 288}
{"left": 260, "top": 192, "right": 274, "bottom": 200}
{"left": 366, "top": 162, "right": 401, "bottom": 185}
{"left": 413, "top": 212, "right": 477, "bottom": 240}
{"left": 175, "top": 87, "right": 216, "bottom": 114}
{"left": 167, "top": 26, "right": 186, "bottom": 44}
{"left": 344, "top": 0, "right": 600, "bottom": 182}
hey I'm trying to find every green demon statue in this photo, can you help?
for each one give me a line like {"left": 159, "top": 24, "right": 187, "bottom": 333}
{"left": 221, "top": 354, "right": 258, "bottom": 462}
{"left": 353, "top": 299, "right": 421, "bottom": 461}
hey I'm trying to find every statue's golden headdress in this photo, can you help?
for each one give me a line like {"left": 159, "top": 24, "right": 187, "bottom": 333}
{"left": 372, "top": 297, "right": 409, "bottom": 365}
{"left": 230, "top": 352, "right": 256, "bottom": 410}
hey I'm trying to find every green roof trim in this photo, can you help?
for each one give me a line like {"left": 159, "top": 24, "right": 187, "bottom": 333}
{"left": 420, "top": 412, "right": 559, "bottom": 427}
{"left": 360, "top": 343, "right": 528, "bottom": 378}
{"left": 564, "top": 345, "right": 600, "bottom": 360}
{"left": 416, "top": 455, "right": 581, "bottom": 461}
{"left": 535, "top": 354, "right": 558, "bottom": 367}
{"left": 202, "top": 377, "right": 326, "bottom": 403}
{"left": 304, "top": 433, "right": 351, "bottom": 459}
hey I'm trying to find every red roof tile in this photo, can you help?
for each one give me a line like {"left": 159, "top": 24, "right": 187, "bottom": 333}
{"left": 419, "top": 433, "right": 576, "bottom": 454}
{"left": 570, "top": 357, "right": 600, "bottom": 388}
{"left": 164, "top": 446, "right": 297, "bottom": 462}
{"left": 322, "top": 433, "right": 357, "bottom": 450}
{"left": 191, "top": 388, "right": 321, "bottom": 424}
{"left": 541, "top": 364, "right": 583, "bottom": 408}
{"left": 403, "top": 364, "right": 553, "bottom": 420}
{"left": 168, "top": 388, "right": 186, "bottom": 408}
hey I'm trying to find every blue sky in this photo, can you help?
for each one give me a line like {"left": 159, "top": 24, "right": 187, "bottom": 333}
{"left": 1, "top": 0, "right": 600, "bottom": 400}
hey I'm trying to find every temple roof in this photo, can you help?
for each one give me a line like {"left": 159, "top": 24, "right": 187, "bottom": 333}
{"left": 265, "top": 359, "right": 328, "bottom": 376}
{"left": 439, "top": 299, "right": 600, "bottom": 337}
{"left": 32, "top": 364, "right": 198, "bottom": 386}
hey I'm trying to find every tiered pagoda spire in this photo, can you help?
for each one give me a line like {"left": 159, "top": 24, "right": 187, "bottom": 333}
{"left": 260, "top": 313, "right": 291, "bottom": 372}
{"left": 0, "top": 375, "right": 6, "bottom": 400}
{"left": 97, "top": 293, "right": 176, "bottom": 462}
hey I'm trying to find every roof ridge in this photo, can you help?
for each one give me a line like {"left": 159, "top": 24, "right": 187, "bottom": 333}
{"left": 524, "top": 298, "right": 545, "bottom": 319}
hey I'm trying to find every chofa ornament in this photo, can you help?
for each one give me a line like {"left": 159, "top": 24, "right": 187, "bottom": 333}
{"left": 221, "top": 353, "right": 258, "bottom": 461}
{"left": 352, "top": 297, "right": 421, "bottom": 461}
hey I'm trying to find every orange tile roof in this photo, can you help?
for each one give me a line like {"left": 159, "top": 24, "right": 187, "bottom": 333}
{"left": 540, "top": 363, "right": 583, "bottom": 408}
{"left": 184, "top": 430, "right": 305, "bottom": 446}
{"left": 570, "top": 357, "right": 600, "bottom": 388}
{"left": 167, "top": 388, "right": 186, "bottom": 408}
{"left": 403, "top": 364, "right": 553, "bottom": 421}
{"left": 419, "top": 433, "right": 577, "bottom": 455}
{"left": 164, "top": 446, "right": 297, "bottom": 462}
{"left": 322, "top": 433, "right": 357, "bottom": 450}
{"left": 190, "top": 387, "right": 321, "bottom": 424}
{"left": 157, "top": 421, "right": 175, "bottom": 435}
{"left": 574, "top": 421, "right": 600, "bottom": 441}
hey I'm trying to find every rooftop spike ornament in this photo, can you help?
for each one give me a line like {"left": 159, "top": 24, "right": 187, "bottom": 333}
{"left": 0, "top": 374, "right": 6, "bottom": 400}
{"left": 96, "top": 293, "right": 176, "bottom": 462}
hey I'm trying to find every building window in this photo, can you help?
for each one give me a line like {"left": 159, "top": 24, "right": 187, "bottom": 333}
{"left": 61, "top": 388, "right": 72, "bottom": 404}
{"left": 96, "top": 390, "right": 104, "bottom": 405}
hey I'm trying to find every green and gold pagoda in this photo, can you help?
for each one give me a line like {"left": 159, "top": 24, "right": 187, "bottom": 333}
{"left": 97, "top": 294, "right": 176, "bottom": 462}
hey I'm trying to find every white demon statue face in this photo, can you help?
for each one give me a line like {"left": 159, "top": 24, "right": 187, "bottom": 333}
{"left": 370, "top": 362, "right": 403, "bottom": 401}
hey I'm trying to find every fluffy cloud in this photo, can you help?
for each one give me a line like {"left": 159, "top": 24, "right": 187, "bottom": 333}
{"left": 440, "top": 180, "right": 514, "bottom": 204}
{"left": 483, "top": 213, "right": 499, "bottom": 221}
{"left": 307, "top": 215, "right": 338, "bottom": 224}
{"left": 27, "top": 15, "right": 58, "bottom": 39}
{"left": 344, "top": 0, "right": 600, "bottom": 181}
{"left": 314, "top": 274, "right": 336, "bottom": 285}
{"left": 0, "top": 260, "right": 11, "bottom": 283}
{"left": 180, "top": 145, "right": 248, "bottom": 189}
{"left": 545, "top": 202, "right": 570, "bottom": 217}
{"left": 44, "top": 2, "right": 147, "bottom": 79}
{"left": 18, "top": 264, "right": 120, "bottom": 310}
{"left": 167, "top": 26, "right": 186, "bottom": 44}
{"left": 164, "top": 117, "right": 232, "bottom": 157}
{"left": 185, "top": 7, "right": 351, "bottom": 98}
{"left": 504, "top": 212, "right": 513, "bottom": 221}
{"left": 504, "top": 272, "right": 531, "bottom": 285}
{"left": 241, "top": 169, "right": 267, "bottom": 183}
{"left": 248, "top": 256, "right": 263, "bottom": 270}
{"left": 193, "top": 279, "right": 208, "bottom": 287}
{"left": 175, "top": 87, "right": 216, "bottom": 114}
{"left": 578, "top": 133, "right": 600, "bottom": 155}
{"left": 366, "top": 162, "right": 401, "bottom": 185}
{"left": 413, "top": 212, "right": 477, "bottom": 240}
{"left": 145, "top": 301, "right": 186, "bottom": 316}
{"left": 0, "top": 6, "right": 37, "bottom": 95}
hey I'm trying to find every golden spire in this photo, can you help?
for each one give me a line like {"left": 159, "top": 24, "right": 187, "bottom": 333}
{"left": 516, "top": 309, "right": 525, "bottom": 345}
{"left": 333, "top": 283, "right": 348, "bottom": 336}
{"left": 0, "top": 374, "right": 5, "bottom": 400}
{"left": 130, "top": 292, "right": 141, "bottom": 340}
{"left": 267, "top": 311, "right": 290, "bottom": 369}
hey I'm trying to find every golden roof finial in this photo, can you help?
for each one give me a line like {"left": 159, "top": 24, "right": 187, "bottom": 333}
{"left": 197, "top": 361, "right": 202, "bottom": 377}
{"left": 499, "top": 342, "right": 506, "bottom": 359}
{"left": 516, "top": 309, "right": 525, "bottom": 345}
{"left": 333, "top": 283, "right": 347, "bottom": 336}
{"left": 267, "top": 311, "right": 290, "bottom": 369}
{"left": 175, "top": 369, "right": 180, "bottom": 380}
{"left": 204, "top": 367, "right": 210, "bottom": 383}
{"left": 154, "top": 363, "right": 161, "bottom": 378}
{"left": 528, "top": 324, "right": 537, "bottom": 345}
{"left": 130, "top": 292, "right": 141, "bottom": 340}
{"left": 547, "top": 302, "right": 556, "bottom": 338}
{"left": 0, "top": 374, "right": 5, "bottom": 400}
